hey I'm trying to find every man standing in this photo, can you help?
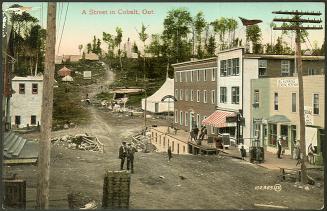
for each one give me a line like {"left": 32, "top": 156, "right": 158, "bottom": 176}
{"left": 277, "top": 136, "right": 282, "bottom": 159}
{"left": 193, "top": 126, "right": 199, "bottom": 141}
{"left": 126, "top": 143, "right": 138, "bottom": 173}
{"left": 119, "top": 141, "right": 127, "bottom": 170}
{"left": 167, "top": 146, "right": 172, "bottom": 161}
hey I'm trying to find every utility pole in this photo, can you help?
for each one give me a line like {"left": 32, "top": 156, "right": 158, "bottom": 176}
{"left": 36, "top": 2, "right": 56, "bottom": 209}
{"left": 272, "top": 10, "right": 322, "bottom": 184}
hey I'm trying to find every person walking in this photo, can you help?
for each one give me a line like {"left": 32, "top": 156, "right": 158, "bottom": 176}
{"left": 119, "top": 141, "right": 127, "bottom": 170}
{"left": 199, "top": 126, "right": 207, "bottom": 141}
{"left": 240, "top": 145, "right": 246, "bottom": 160}
{"left": 167, "top": 146, "right": 172, "bottom": 161}
{"left": 126, "top": 143, "right": 138, "bottom": 173}
{"left": 277, "top": 136, "right": 282, "bottom": 159}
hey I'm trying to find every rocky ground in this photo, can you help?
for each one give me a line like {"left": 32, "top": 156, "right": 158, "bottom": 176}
{"left": 3, "top": 66, "right": 324, "bottom": 209}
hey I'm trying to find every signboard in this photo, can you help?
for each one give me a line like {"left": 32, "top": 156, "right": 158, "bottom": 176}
{"left": 277, "top": 78, "right": 298, "bottom": 88}
{"left": 304, "top": 106, "right": 314, "bottom": 126}
{"left": 83, "top": 71, "right": 91, "bottom": 79}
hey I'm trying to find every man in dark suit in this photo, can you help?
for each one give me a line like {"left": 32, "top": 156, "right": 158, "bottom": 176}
{"left": 119, "top": 141, "right": 127, "bottom": 170}
{"left": 126, "top": 143, "right": 138, "bottom": 173}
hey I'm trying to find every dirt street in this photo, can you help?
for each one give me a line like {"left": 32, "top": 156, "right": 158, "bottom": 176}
{"left": 4, "top": 109, "right": 324, "bottom": 209}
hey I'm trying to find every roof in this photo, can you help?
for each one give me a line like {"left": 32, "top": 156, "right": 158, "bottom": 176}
{"left": 58, "top": 66, "right": 72, "bottom": 72}
{"left": 12, "top": 75, "right": 43, "bottom": 81}
{"left": 142, "top": 78, "right": 174, "bottom": 103}
{"left": 267, "top": 115, "right": 291, "bottom": 123}
{"left": 111, "top": 88, "right": 144, "bottom": 94}
{"left": 202, "top": 110, "right": 236, "bottom": 128}
{"left": 85, "top": 53, "right": 99, "bottom": 60}
{"left": 244, "top": 54, "right": 324, "bottom": 60}
{"left": 3, "top": 131, "right": 39, "bottom": 162}
{"left": 172, "top": 57, "right": 217, "bottom": 67}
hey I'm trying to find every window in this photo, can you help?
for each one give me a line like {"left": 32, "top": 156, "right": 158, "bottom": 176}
{"left": 231, "top": 87, "right": 239, "bottom": 104}
{"left": 227, "top": 59, "right": 232, "bottom": 76}
{"left": 180, "top": 111, "right": 183, "bottom": 125}
{"left": 212, "top": 68, "right": 217, "bottom": 81}
{"left": 220, "top": 60, "right": 227, "bottom": 76}
{"left": 308, "top": 68, "right": 316, "bottom": 75}
{"left": 211, "top": 126, "right": 215, "bottom": 134}
{"left": 203, "top": 90, "right": 207, "bottom": 103}
{"left": 190, "top": 90, "right": 194, "bottom": 101}
{"left": 220, "top": 87, "right": 227, "bottom": 103}
{"left": 313, "top": 94, "right": 319, "bottom": 115}
{"left": 268, "top": 123, "right": 277, "bottom": 146}
{"left": 31, "top": 115, "right": 36, "bottom": 125}
{"left": 292, "top": 93, "right": 296, "bottom": 112}
{"left": 179, "top": 72, "right": 182, "bottom": 82}
{"left": 196, "top": 90, "right": 200, "bottom": 102}
{"left": 204, "top": 69, "right": 207, "bottom": 81}
{"left": 185, "top": 72, "right": 188, "bottom": 82}
{"left": 19, "top": 83, "right": 25, "bottom": 94}
{"left": 211, "top": 90, "right": 216, "bottom": 104}
{"left": 185, "top": 112, "right": 188, "bottom": 126}
{"left": 254, "top": 90, "right": 259, "bottom": 106}
{"left": 175, "top": 72, "right": 178, "bottom": 82}
{"left": 274, "top": 92, "right": 278, "bottom": 110}
{"left": 197, "top": 70, "right": 200, "bottom": 81}
{"left": 185, "top": 89, "right": 188, "bottom": 101}
{"left": 15, "top": 116, "right": 21, "bottom": 125}
{"left": 197, "top": 114, "right": 200, "bottom": 127}
{"left": 180, "top": 89, "right": 183, "bottom": 100}
{"left": 175, "top": 89, "right": 178, "bottom": 99}
{"left": 232, "top": 58, "right": 239, "bottom": 75}
{"left": 175, "top": 110, "right": 178, "bottom": 123}
{"left": 190, "top": 71, "right": 193, "bottom": 82}
{"left": 259, "top": 60, "right": 267, "bottom": 76}
{"left": 281, "top": 60, "right": 290, "bottom": 76}
{"left": 192, "top": 71, "right": 196, "bottom": 82}
{"left": 32, "top": 83, "right": 38, "bottom": 94}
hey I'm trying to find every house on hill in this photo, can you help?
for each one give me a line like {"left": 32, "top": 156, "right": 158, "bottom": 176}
{"left": 58, "top": 66, "right": 72, "bottom": 77}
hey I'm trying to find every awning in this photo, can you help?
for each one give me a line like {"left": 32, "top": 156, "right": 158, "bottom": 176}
{"left": 267, "top": 115, "right": 291, "bottom": 124}
{"left": 202, "top": 110, "right": 236, "bottom": 128}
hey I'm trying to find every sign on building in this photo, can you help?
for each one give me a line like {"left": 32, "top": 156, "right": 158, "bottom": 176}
{"left": 277, "top": 78, "right": 298, "bottom": 88}
{"left": 83, "top": 71, "right": 92, "bottom": 79}
{"left": 304, "top": 106, "right": 314, "bottom": 125}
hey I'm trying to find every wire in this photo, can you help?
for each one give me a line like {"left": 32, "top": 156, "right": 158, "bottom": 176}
{"left": 57, "top": 2, "right": 63, "bottom": 39}
{"left": 57, "top": 2, "right": 69, "bottom": 55}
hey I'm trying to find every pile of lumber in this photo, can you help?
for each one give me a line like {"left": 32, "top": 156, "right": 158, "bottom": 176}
{"left": 51, "top": 134, "right": 104, "bottom": 152}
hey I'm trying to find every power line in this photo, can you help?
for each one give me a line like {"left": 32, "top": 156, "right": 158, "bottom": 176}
{"left": 57, "top": 2, "right": 63, "bottom": 39}
{"left": 57, "top": 2, "right": 69, "bottom": 55}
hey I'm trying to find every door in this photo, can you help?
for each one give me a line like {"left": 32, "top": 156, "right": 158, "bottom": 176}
{"left": 189, "top": 112, "right": 195, "bottom": 131}
{"left": 4, "top": 180, "right": 26, "bottom": 208}
{"left": 155, "top": 103, "right": 159, "bottom": 113}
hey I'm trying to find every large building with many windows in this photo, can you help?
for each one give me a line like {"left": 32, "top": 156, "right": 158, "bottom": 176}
{"left": 172, "top": 58, "right": 218, "bottom": 134}
{"left": 250, "top": 75, "right": 325, "bottom": 156}
{"left": 173, "top": 48, "right": 324, "bottom": 151}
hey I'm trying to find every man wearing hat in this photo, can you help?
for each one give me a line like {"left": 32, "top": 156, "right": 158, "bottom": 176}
{"left": 126, "top": 143, "right": 138, "bottom": 173}
{"left": 119, "top": 141, "right": 127, "bottom": 170}
{"left": 277, "top": 136, "right": 282, "bottom": 159}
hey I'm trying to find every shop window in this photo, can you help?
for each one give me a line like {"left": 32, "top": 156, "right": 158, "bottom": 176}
{"left": 280, "top": 125, "right": 289, "bottom": 148}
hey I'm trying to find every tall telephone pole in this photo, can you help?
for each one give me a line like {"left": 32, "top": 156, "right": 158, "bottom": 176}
{"left": 36, "top": 2, "right": 56, "bottom": 208}
{"left": 272, "top": 10, "right": 322, "bottom": 184}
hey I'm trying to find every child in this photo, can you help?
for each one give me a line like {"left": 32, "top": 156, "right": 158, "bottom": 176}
{"left": 240, "top": 145, "right": 246, "bottom": 160}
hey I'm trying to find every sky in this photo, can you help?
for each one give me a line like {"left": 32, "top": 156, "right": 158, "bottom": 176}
{"left": 3, "top": 2, "right": 325, "bottom": 55}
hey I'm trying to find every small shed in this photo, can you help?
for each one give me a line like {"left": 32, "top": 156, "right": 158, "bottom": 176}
{"left": 62, "top": 75, "right": 74, "bottom": 82}
{"left": 58, "top": 66, "right": 72, "bottom": 77}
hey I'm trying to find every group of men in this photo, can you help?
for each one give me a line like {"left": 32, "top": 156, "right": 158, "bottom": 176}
{"left": 190, "top": 125, "right": 207, "bottom": 144}
{"left": 119, "top": 141, "right": 137, "bottom": 173}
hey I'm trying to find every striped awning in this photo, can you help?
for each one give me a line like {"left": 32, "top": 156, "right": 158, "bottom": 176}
{"left": 202, "top": 110, "right": 236, "bottom": 128}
